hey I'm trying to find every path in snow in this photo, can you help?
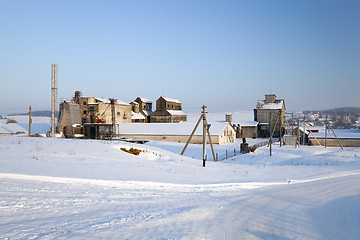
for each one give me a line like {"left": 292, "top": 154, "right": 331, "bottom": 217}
{"left": 1, "top": 173, "right": 360, "bottom": 240}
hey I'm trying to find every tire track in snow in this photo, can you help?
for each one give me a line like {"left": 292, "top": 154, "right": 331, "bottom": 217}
{"left": 1, "top": 171, "right": 360, "bottom": 192}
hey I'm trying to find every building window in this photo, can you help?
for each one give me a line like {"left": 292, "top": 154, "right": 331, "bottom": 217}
{"left": 117, "top": 112, "right": 120, "bottom": 116}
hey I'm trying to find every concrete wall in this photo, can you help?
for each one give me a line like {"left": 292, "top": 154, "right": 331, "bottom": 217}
{"left": 118, "top": 134, "right": 222, "bottom": 144}
{"left": 283, "top": 135, "right": 298, "bottom": 146}
{"left": 118, "top": 124, "right": 236, "bottom": 145}
{"left": 309, "top": 138, "right": 360, "bottom": 147}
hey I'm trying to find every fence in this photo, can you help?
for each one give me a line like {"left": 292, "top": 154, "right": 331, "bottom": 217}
{"left": 215, "top": 140, "right": 269, "bottom": 161}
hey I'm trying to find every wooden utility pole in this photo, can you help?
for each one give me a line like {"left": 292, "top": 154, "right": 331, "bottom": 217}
{"left": 296, "top": 118, "right": 300, "bottom": 147}
{"left": 202, "top": 105, "right": 207, "bottom": 167}
{"left": 303, "top": 115, "right": 306, "bottom": 145}
{"left": 110, "top": 98, "right": 116, "bottom": 139}
{"left": 329, "top": 126, "right": 343, "bottom": 150}
{"left": 325, "top": 115, "right": 328, "bottom": 148}
{"left": 268, "top": 111, "right": 281, "bottom": 147}
{"left": 181, "top": 105, "right": 216, "bottom": 167}
{"left": 28, "top": 106, "right": 32, "bottom": 137}
{"left": 291, "top": 112, "right": 294, "bottom": 135}
{"left": 279, "top": 111, "right": 282, "bottom": 147}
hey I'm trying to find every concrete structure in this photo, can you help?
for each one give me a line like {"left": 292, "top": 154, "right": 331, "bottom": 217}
{"left": 75, "top": 95, "right": 132, "bottom": 125}
{"left": 283, "top": 135, "right": 298, "bottom": 146}
{"left": 134, "top": 97, "right": 153, "bottom": 122}
{"left": 57, "top": 101, "right": 82, "bottom": 138}
{"left": 254, "top": 94, "right": 285, "bottom": 138}
{"left": 116, "top": 122, "right": 236, "bottom": 144}
{"left": 151, "top": 96, "right": 187, "bottom": 123}
{"left": 83, "top": 123, "right": 113, "bottom": 140}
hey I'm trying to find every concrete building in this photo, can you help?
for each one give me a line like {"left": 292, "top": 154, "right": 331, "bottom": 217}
{"left": 116, "top": 122, "right": 236, "bottom": 144}
{"left": 151, "top": 96, "right": 187, "bottom": 123}
{"left": 57, "top": 101, "right": 82, "bottom": 138}
{"left": 74, "top": 94, "right": 132, "bottom": 125}
{"left": 134, "top": 97, "right": 153, "bottom": 122}
{"left": 254, "top": 94, "right": 285, "bottom": 138}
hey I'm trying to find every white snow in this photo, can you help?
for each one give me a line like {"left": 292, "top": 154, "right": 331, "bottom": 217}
{"left": 256, "top": 100, "right": 284, "bottom": 110}
{"left": 161, "top": 96, "right": 182, "bottom": 103}
{"left": 1, "top": 111, "right": 360, "bottom": 239}
{"left": 131, "top": 111, "right": 146, "bottom": 120}
{"left": 167, "top": 110, "right": 187, "bottom": 116}
{"left": 138, "top": 97, "right": 152, "bottom": 103}
{"left": 0, "top": 116, "right": 51, "bottom": 135}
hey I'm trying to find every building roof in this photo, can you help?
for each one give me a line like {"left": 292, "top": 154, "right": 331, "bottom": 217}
{"left": 256, "top": 99, "right": 284, "bottom": 110}
{"left": 238, "top": 121, "right": 259, "bottom": 127}
{"left": 138, "top": 97, "right": 152, "bottom": 103}
{"left": 161, "top": 96, "right": 181, "bottom": 104}
{"left": 94, "top": 97, "right": 111, "bottom": 103}
{"left": 167, "top": 110, "right": 186, "bottom": 116}
{"left": 93, "top": 97, "right": 130, "bottom": 106}
{"left": 131, "top": 112, "right": 146, "bottom": 120}
{"left": 142, "top": 110, "right": 153, "bottom": 116}
{"left": 117, "top": 122, "right": 232, "bottom": 136}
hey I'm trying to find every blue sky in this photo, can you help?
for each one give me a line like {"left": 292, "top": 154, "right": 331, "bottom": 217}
{"left": 1, "top": 0, "right": 359, "bottom": 114}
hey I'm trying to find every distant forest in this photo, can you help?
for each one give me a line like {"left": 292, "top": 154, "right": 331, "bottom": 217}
{"left": 8, "top": 111, "right": 54, "bottom": 117}
{"left": 303, "top": 107, "right": 360, "bottom": 116}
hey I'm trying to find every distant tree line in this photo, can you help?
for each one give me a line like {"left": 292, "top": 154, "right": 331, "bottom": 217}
{"left": 8, "top": 111, "right": 54, "bottom": 117}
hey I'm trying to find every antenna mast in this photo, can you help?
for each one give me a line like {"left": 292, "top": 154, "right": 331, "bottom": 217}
{"left": 51, "top": 64, "right": 58, "bottom": 138}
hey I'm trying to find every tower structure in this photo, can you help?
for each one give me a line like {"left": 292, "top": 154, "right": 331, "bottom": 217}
{"left": 51, "top": 64, "right": 58, "bottom": 138}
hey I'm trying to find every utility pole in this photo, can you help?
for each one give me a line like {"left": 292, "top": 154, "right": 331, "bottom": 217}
{"left": 303, "top": 115, "right": 306, "bottom": 145}
{"left": 28, "top": 106, "right": 32, "bottom": 137}
{"left": 202, "top": 105, "right": 207, "bottom": 167}
{"left": 291, "top": 112, "right": 294, "bottom": 135}
{"left": 181, "top": 105, "right": 216, "bottom": 167}
{"left": 279, "top": 110, "right": 282, "bottom": 147}
{"left": 325, "top": 115, "right": 328, "bottom": 148}
{"left": 297, "top": 118, "right": 300, "bottom": 147}
{"left": 110, "top": 98, "right": 116, "bottom": 139}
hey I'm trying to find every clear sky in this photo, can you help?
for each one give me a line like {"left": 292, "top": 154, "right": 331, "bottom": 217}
{"left": 1, "top": 0, "right": 359, "bottom": 114}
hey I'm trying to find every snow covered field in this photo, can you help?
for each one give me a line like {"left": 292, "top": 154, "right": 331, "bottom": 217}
{"left": 1, "top": 135, "right": 360, "bottom": 239}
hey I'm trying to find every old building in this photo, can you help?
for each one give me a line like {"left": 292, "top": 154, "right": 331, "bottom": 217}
{"left": 130, "top": 102, "right": 146, "bottom": 123}
{"left": 134, "top": 97, "right": 153, "bottom": 122}
{"left": 150, "top": 96, "right": 187, "bottom": 123}
{"left": 74, "top": 92, "right": 132, "bottom": 125}
{"left": 57, "top": 101, "right": 82, "bottom": 138}
{"left": 254, "top": 94, "right": 285, "bottom": 138}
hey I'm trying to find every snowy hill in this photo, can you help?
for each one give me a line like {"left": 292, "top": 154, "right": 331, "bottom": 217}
{"left": 1, "top": 135, "right": 360, "bottom": 239}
